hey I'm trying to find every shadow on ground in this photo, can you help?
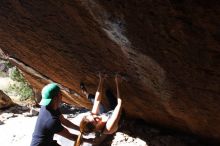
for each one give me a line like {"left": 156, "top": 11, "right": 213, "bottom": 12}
{"left": 101, "top": 118, "right": 219, "bottom": 146}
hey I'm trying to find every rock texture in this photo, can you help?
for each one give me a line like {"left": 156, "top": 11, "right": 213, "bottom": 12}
{"left": 0, "top": 90, "right": 13, "bottom": 109}
{"left": 0, "top": 0, "right": 220, "bottom": 142}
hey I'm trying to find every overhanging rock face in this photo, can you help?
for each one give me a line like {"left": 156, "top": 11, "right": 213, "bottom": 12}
{"left": 0, "top": 0, "right": 220, "bottom": 141}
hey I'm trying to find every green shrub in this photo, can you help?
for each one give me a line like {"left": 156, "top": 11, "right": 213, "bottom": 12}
{"left": 9, "top": 67, "right": 34, "bottom": 101}
{"left": 4, "top": 60, "right": 13, "bottom": 68}
{"left": 9, "top": 82, "right": 33, "bottom": 101}
{"left": 9, "top": 67, "right": 25, "bottom": 83}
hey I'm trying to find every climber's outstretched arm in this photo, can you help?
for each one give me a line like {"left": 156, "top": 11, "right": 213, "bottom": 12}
{"left": 104, "top": 74, "right": 122, "bottom": 134}
{"left": 91, "top": 73, "right": 104, "bottom": 114}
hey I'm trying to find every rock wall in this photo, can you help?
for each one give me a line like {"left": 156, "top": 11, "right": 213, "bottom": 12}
{"left": 0, "top": 90, "right": 14, "bottom": 109}
{"left": 0, "top": 0, "right": 220, "bottom": 141}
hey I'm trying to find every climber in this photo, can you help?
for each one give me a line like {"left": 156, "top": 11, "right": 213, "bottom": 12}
{"left": 74, "top": 73, "right": 123, "bottom": 146}
{"left": 30, "top": 83, "right": 93, "bottom": 146}
{"left": 80, "top": 76, "right": 117, "bottom": 115}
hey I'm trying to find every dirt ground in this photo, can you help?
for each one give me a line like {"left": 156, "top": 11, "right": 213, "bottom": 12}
{"left": 0, "top": 113, "right": 37, "bottom": 146}
{"left": 0, "top": 104, "right": 146, "bottom": 146}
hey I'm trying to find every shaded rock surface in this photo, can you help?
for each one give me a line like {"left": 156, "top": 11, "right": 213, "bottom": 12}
{"left": 0, "top": 90, "right": 13, "bottom": 109}
{"left": 102, "top": 119, "right": 209, "bottom": 146}
{"left": 0, "top": 0, "right": 220, "bottom": 142}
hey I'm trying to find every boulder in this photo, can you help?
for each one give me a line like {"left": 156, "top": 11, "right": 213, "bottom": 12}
{"left": 0, "top": 0, "right": 219, "bottom": 142}
{"left": 0, "top": 90, "right": 13, "bottom": 109}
